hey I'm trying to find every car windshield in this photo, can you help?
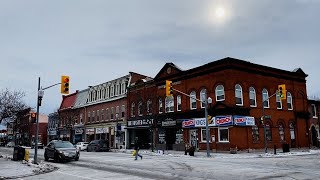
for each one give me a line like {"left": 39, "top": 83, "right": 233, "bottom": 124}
{"left": 54, "top": 142, "right": 74, "bottom": 148}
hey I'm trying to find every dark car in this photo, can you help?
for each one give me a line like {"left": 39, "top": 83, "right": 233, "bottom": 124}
{"left": 44, "top": 140, "right": 80, "bottom": 162}
{"left": 87, "top": 139, "right": 109, "bottom": 152}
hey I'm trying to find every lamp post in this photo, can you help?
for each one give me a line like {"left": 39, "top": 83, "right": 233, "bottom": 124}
{"left": 204, "top": 95, "right": 212, "bottom": 157}
{"left": 34, "top": 77, "right": 44, "bottom": 164}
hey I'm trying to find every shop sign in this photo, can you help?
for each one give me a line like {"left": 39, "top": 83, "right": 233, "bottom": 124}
{"left": 194, "top": 117, "right": 216, "bottom": 127}
{"left": 216, "top": 115, "right": 233, "bottom": 126}
{"left": 48, "top": 130, "right": 57, "bottom": 136}
{"left": 162, "top": 120, "right": 176, "bottom": 127}
{"left": 75, "top": 128, "right": 84, "bottom": 135}
{"left": 234, "top": 116, "right": 255, "bottom": 126}
{"left": 96, "top": 127, "right": 108, "bottom": 134}
{"left": 86, "top": 128, "right": 94, "bottom": 135}
{"left": 128, "top": 119, "right": 153, "bottom": 127}
{"left": 182, "top": 119, "right": 195, "bottom": 128}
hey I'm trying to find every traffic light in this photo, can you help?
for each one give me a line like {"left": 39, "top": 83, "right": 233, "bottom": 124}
{"left": 31, "top": 112, "right": 36, "bottom": 123}
{"left": 165, "top": 80, "right": 173, "bottom": 97}
{"left": 278, "top": 84, "right": 286, "bottom": 100}
{"left": 61, "top": 75, "right": 70, "bottom": 94}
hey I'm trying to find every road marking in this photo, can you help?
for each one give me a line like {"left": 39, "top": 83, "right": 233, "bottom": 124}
{"left": 56, "top": 170, "right": 97, "bottom": 180}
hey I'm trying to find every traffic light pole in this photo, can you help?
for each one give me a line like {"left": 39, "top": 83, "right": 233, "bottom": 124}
{"left": 262, "top": 91, "right": 278, "bottom": 154}
{"left": 34, "top": 80, "right": 62, "bottom": 164}
{"left": 171, "top": 87, "right": 211, "bottom": 157}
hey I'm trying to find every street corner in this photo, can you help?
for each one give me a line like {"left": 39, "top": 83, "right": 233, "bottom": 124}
{"left": 0, "top": 155, "right": 58, "bottom": 179}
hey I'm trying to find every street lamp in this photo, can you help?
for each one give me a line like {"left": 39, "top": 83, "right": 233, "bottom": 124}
{"left": 204, "top": 95, "right": 212, "bottom": 157}
{"left": 34, "top": 78, "right": 44, "bottom": 164}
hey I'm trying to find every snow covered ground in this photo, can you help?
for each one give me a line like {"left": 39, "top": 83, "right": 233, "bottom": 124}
{"left": 1, "top": 147, "right": 320, "bottom": 179}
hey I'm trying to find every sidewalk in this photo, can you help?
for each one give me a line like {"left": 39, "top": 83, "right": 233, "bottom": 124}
{"left": 111, "top": 147, "right": 320, "bottom": 159}
{"left": 0, "top": 152, "right": 57, "bottom": 179}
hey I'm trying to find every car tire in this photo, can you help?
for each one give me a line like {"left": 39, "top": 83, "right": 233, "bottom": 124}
{"left": 87, "top": 148, "right": 89, "bottom": 152}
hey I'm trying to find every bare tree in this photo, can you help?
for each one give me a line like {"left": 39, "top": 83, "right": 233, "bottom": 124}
{"left": 0, "top": 88, "right": 28, "bottom": 125}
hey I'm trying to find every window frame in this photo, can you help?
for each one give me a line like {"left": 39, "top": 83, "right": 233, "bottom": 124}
{"left": 215, "top": 85, "right": 225, "bottom": 101}
{"left": 200, "top": 89, "right": 207, "bottom": 108}
{"left": 138, "top": 101, "right": 143, "bottom": 116}
{"left": 249, "top": 87, "right": 257, "bottom": 107}
{"left": 159, "top": 98, "right": 163, "bottom": 114}
{"left": 177, "top": 95, "right": 181, "bottom": 111}
{"left": 312, "top": 104, "right": 317, "bottom": 118}
{"left": 252, "top": 125, "right": 259, "bottom": 142}
{"left": 235, "top": 84, "right": 243, "bottom": 106}
{"left": 276, "top": 93, "right": 282, "bottom": 109}
{"left": 131, "top": 102, "right": 135, "bottom": 117}
{"left": 218, "top": 127, "right": 229, "bottom": 142}
{"left": 190, "top": 91, "right": 197, "bottom": 110}
{"left": 262, "top": 89, "right": 270, "bottom": 108}
{"left": 287, "top": 92, "right": 293, "bottom": 110}
{"left": 201, "top": 128, "right": 210, "bottom": 142}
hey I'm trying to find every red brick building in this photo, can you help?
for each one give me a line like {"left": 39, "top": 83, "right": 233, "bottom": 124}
{"left": 308, "top": 99, "right": 320, "bottom": 147}
{"left": 127, "top": 57, "right": 309, "bottom": 151}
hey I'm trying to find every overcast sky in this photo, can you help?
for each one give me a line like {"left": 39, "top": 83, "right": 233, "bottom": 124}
{"left": 0, "top": 0, "right": 319, "bottom": 115}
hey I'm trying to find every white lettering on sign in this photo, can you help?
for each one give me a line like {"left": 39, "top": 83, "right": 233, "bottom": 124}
{"left": 128, "top": 119, "right": 154, "bottom": 126}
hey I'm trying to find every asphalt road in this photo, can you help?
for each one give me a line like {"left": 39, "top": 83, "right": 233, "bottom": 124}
{"left": 1, "top": 147, "right": 320, "bottom": 180}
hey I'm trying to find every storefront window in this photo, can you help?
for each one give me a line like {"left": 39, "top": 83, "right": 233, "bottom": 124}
{"left": 266, "top": 123, "right": 272, "bottom": 141}
{"left": 175, "top": 129, "right": 183, "bottom": 144}
{"left": 279, "top": 123, "right": 285, "bottom": 141}
{"left": 158, "top": 129, "right": 166, "bottom": 144}
{"left": 201, "top": 128, "right": 210, "bottom": 142}
{"left": 218, "top": 128, "right": 229, "bottom": 142}
{"left": 252, "top": 125, "right": 259, "bottom": 142}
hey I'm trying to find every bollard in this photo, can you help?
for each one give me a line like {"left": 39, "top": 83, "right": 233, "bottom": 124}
{"left": 24, "top": 149, "right": 29, "bottom": 161}
{"left": 274, "top": 144, "right": 276, "bottom": 155}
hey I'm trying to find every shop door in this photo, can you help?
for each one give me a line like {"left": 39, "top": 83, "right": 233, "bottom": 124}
{"left": 311, "top": 126, "right": 317, "bottom": 147}
{"left": 165, "top": 129, "right": 177, "bottom": 150}
{"left": 189, "top": 129, "right": 198, "bottom": 149}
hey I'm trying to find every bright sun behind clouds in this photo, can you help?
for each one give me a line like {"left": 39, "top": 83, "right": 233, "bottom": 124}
{"left": 215, "top": 7, "right": 225, "bottom": 18}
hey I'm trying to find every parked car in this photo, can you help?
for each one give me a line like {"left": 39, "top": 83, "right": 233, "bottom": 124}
{"left": 75, "top": 142, "right": 89, "bottom": 151}
{"left": 44, "top": 140, "right": 80, "bottom": 162}
{"left": 31, "top": 142, "right": 44, "bottom": 149}
{"left": 87, "top": 139, "right": 109, "bottom": 152}
{"left": 6, "top": 141, "right": 15, "bottom": 147}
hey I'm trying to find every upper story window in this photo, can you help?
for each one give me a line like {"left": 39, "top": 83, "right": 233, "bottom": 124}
{"left": 262, "top": 88, "right": 270, "bottom": 108}
{"left": 101, "top": 89, "right": 105, "bottom": 99}
{"left": 312, "top": 104, "right": 317, "bottom": 118}
{"left": 138, "top": 101, "right": 143, "bottom": 116}
{"left": 165, "top": 96, "right": 174, "bottom": 113}
{"left": 235, "top": 84, "right": 243, "bottom": 106}
{"left": 92, "top": 111, "right": 95, "bottom": 122}
{"left": 159, "top": 98, "right": 163, "bottom": 114}
{"left": 101, "top": 109, "right": 104, "bottom": 121}
{"left": 287, "top": 92, "right": 293, "bottom": 110}
{"left": 121, "top": 82, "right": 126, "bottom": 94}
{"left": 200, "top": 89, "right": 207, "bottom": 108}
{"left": 116, "top": 84, "right": 120, "bottom": 96}
{"left": 110, "top": 85, "right": 114, "bottom": 97}
{"left": 215, "top": 85, "right": 225, "bottom": 101}
{"left": 190, "top": 91, "right": 197, "bottom": 110}
{"left": 121, "top": 105, "right": 125, "bottom": 118}
{"left": 116, "top": 106, "right": 120, "bottom": 119}
{"left": 177, "top": 95, "right": 181, "bottom": 111}
{"left": 249, "top": 87, "right": 257, "bottom": 107}
{"left": 276, "top": 93, "right": 282, "bottom": 109}
{"left": 80, "top": 113, "right": 83, "bottom": 124}
{"left": 106, "top": 108, "right": 109, "bottom": 120}
{"left": 147, "top": 99, "right": 152, "bottom": 115}
{"left": 106, "top": 87, "right": 109, "bottom": 98}
{"left": 97, "top": 110, "right": 100, "bottom": 122}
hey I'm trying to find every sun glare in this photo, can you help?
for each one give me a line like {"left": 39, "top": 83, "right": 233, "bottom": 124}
{"left": 215, "top": 7, "right": 225, "bottom": 18}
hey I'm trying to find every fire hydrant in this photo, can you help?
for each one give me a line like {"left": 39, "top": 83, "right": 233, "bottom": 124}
{"left": 24, "top": 149, "right": 29, "bottom": 161}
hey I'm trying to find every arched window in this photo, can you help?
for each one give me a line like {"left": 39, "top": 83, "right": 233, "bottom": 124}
{"left": 252, "top": 124, "right": 259, "bottom": 142}
{"left": 215, "top": 85, "right": 225, "bottom": 101}
{"left": 262, "top": 89, "right": 269, "bottom": 108}
{"left": 131, "top": 103, "right": 135, "bottom": 117}
{"left": 289, "top": 122, "right": 295, "bottom": 141}
{"left": 279, "top": 122, "right": 285, "bottom": 142}
{"left": 200, "top": 89, "right": 207, "bottom": 108}
{"left": 190, "top": 91, "right": 197, "bottom": 110}
{"left": 106, "top": 87, "right": 109, "bottom": 98}
{"left": 110, "top": 85, "right": 114, "bottom": 97}
{"left": 235, "top": 84, "right": 243, "bottom": 106}
{"left": 287, "top": 92, "right": 293, "bottom": 110}
{"left": 165, "top": 96, "right": 174, "bottom": 113}
{"left": 147, "top": 99, "right": 152, "bottom": 115}
{"left": 266, "top": 122, "right": 272, "bottom": 141}
{"left": 276, "top": 92, "right": 282, "bottom": 109}
{"left": 249, "top": 87, "right": 257, "bottom": 107}
{"left": 159, "top": 98, "right": 163, "bottom": 114}
{"left": 177, "top": 95, "right": 182, "bottom": 111}
{"left": 138, "top": 101, "right": 143, "bottom": 116}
